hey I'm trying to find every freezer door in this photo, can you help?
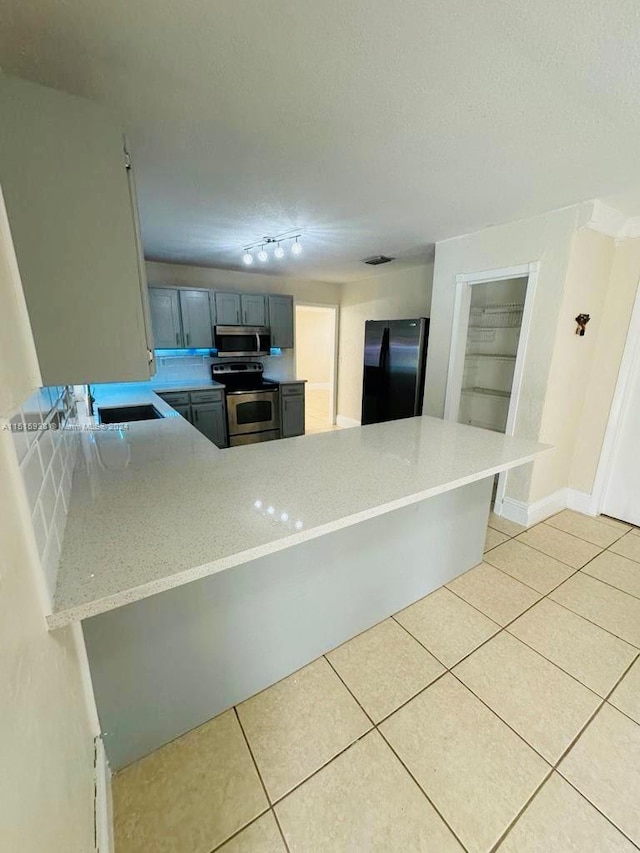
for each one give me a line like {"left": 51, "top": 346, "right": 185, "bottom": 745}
{"left": 387, "top": 318, "right": 429, "bottom": 419}
{"left": 361, "top": 321, "right": 390, "bottom": 425}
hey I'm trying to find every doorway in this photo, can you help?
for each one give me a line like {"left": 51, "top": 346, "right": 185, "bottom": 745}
{"left": 593, "top": 280, "right": 640, "bottom": 525}
{"left": 295, "top": 303, "right": 339, "bottom": 434}
{"left": 444, "top": 263, "right": 539, "bottom": 511}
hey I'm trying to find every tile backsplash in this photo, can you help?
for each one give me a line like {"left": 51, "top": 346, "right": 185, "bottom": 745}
{"left": 154, "top": 350, "right": 296, "bottom": 383}
{"left": 9, "top": 385, "right": 78, "bottom": 602}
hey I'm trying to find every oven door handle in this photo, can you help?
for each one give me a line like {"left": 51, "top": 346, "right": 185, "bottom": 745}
{"left": 255, "top": 332, "right": 261, "bottom": 354}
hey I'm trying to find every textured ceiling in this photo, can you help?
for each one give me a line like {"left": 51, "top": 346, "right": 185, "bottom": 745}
{"left": 1, "top": 0, "right": 640, "bottom": 281}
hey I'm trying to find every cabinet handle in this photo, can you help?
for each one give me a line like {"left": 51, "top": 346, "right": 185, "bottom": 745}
{"left": 186, "top": 332, "right": 190, "bottom": 346}
{"left": 194, "top": 408, "right": 199, "bottom": 422}
{"left": 176, "top": 332, "right": 180, "bottom": 345}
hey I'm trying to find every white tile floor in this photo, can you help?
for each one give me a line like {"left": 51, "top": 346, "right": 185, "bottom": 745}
{"left": 304, "top": 388, "right": 341, "bottom": 435}
{"left": 113, "top": 509, "right": 640, "bottom": 852}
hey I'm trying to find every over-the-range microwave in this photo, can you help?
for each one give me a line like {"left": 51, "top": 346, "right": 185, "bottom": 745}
{"left": 214, "top": 325, "right": 271, "bottom": 357}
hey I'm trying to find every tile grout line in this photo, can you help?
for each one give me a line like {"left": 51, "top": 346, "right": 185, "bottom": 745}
{"left": 548, "top": 581, "right": 640, "bottom": 650}
{"left": 236, "top": 516, "right": 640, "bottom": 849}
{"left": 544, "top": 518, "right": 631, "bottom": 549}
{"left": 551, "top": 653, "right": 640, "bottom": 848}
{"left": 487, "top": 766, "right": 555, "bottom": 852}
{"left": 228, "top": 707, "right": 292, "bottom": 853}
{"left": 125, "top": 512, "right": 639, "bottom": 851}
{"left": 580, "top": 564, "right": 640, "bottom": 603}
{"left": 322, "top": 653, "right": 471, "bottom": 850}
{"left": 374, "top": 724, "right": 471, "bottom": 852}
{"left": 554, "top": 774, "right": 640, "bottom": 851}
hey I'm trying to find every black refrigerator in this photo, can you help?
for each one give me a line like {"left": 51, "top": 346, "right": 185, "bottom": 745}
{"left": 361, "top": 318, "right": 430, "bottom": 425}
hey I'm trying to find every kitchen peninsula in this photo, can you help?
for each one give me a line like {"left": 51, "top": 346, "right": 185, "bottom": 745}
{"left": 51, "top": 401, "right": 550, "bottom": 769}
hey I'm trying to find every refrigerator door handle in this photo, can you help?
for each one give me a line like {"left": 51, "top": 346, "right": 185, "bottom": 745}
{"left": 379, "top": 326, "right": 390, "bottom": 371}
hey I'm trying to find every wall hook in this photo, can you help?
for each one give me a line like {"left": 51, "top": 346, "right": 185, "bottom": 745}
{"left": 575, "top": 313, "right": 591, "bottom": 336}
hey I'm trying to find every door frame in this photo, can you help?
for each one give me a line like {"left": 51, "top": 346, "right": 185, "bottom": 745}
{"left": 443, "top": 261, "right": 539, "bottom": 512}
{"left": 591, "top": 277, "right": 640, "bottom": 516}
{"left": 294, "top": 302, "right": 340, "bottom": 425}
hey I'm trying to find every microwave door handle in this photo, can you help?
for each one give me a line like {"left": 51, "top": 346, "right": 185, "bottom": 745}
{"left": 256, "top": 332, "right": 261, "bottom": 353}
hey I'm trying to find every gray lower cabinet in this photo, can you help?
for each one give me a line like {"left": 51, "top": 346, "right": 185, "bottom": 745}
{"left": 157, "top": 389, "right": 228, "bottom": 448}
{"left": 192, "top": 401, "right": 228, "bottom": 447}
{"left": 268, "top": 295, "right": 295, "bottom": 348}
{"left": 173, "top": 403, "right": 192, "bottom": 421}
{"left": 179, "top": 289, "right": 213, "bottom": 348}
{"left": 241, "top": 293, "right": 267, "bottom": 326}
{"left": 214, "top": 292, "right": 242, "bottom": 325}
{"left": 149, "top": 288, "right": 182, "bottom": 348}
{"left": 280, "top": 383, "right": 305, "bottom": 438}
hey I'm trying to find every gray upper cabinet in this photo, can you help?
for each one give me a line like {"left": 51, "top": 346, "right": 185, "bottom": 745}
{"left": 149, "top": 288, "right": 182, "bottom": 348}
{"left": 179, "top": 289, "right": 213, "bottom": 348}
{"left": 0, "top": 75, "right": 153, "bottom": 385}
{"left": 280, "top": 383, "right": 305, "bottom": 438}
{"left": 241, "top": 293, "right": 267, "bottom": 326}
{"left": 214, "top": 292, "right": 241, "bottom": 325}
{"left": 268, "top": 295, "right": 295, "bottom": 348}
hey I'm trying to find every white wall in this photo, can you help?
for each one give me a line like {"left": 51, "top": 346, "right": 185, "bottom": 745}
{"left": 337, "top": 262, "right": 433, "bottom": 423}
{"left": 424, "top": 206, "right": 579, "bottom": 503}
{"left": 295, "top": 306, "right": 334, "bottom": 386}
{"left": 0, "top": 190, "right": 96, "bottom": 851}
{"left": 529, "top": 227, "right": 615, "bottom": 502}
{"left": 570, "top": 236, "right": 640, "bottom": 495}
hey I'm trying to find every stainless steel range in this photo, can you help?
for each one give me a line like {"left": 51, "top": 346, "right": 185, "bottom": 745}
{"left": 211, "top": 362, "right": 280, "bottom": 446}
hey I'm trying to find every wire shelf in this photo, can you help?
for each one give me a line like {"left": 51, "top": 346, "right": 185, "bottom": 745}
{"left": 465, "top": 353, "right": 517, "bottom": 361}
{"left": 465, "top": 418, "right": 505, "bottom": 433}
{"left": 469, "top": 302, "right": 524, "bottom": 329}
{"left": 461, "top": 386, "right": 512, "bottom": 399}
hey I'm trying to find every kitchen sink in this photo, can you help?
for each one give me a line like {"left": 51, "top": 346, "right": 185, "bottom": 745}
{"left": 98, "top": 404, "right": 162, "bottom": 424}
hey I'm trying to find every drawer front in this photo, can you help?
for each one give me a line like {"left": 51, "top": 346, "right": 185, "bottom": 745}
{"left": 157, "top": 391, "right": 190, "bottom": 405}
{"left": 280, "top": 384, "right": 304, "bottom": 397}
{"left": 190, "top": 389, "right": 224, "bottom": 404}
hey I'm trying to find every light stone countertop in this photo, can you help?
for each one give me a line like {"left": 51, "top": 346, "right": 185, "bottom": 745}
{"left": 49, "top": 393, "right": 551, "bottom": 628}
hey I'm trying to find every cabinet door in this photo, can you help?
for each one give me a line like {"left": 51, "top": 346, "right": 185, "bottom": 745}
{"left": 281, "top": 390, "right": 305, "bottom": 438}
{"left": 214, "top": 292, "right": 241, "bottom": 325}
{"left": 241, "top": 293, "right": 267, "bottom": 326}
{"left": 268, "top": 295, "right": 294, "bottom": 348}
{"left": 192, "top": 401, "right": 228, "bottom": 448}
{"left": 149, "top": 288, "right": 182, "bottom": 348}
{"left": 179, "top": 289, "right": 213, "bottom": 347}
{"left": 0, "top": 75, "right": 152, "bottom": 384}
{"left": 173, "top": 404, "right": 192, "bottom": 422}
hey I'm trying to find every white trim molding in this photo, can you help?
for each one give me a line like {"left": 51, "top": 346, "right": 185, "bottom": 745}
{"left": 500, "top": 489, "right": 567, "bottom": 527}
{"left": 591, "top": 279, "right": 640, "bottom": 516}
{"left": 579, "top": 200, "right": 640, "bottom": 242}
{"left": 95, "top": 736, "right": 114, "bottom": 853}
{"left": 499, "top": 487, "right": 597, "bottom": 527}
{"left": 443, "top": 261, "right": 539, "bottom": 509}
{"left": 336, "top": 414, "right": 361, "bottom": 429}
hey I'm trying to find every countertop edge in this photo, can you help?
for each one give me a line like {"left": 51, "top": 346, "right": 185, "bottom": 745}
{"left": 46, "top": 446, "right": 550, "bottom": 629}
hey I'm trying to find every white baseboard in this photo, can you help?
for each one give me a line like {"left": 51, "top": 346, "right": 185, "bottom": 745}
{"left": 501, "top": 489, "right": 567, "bottom": 527}
{"left": 566, "top": 489, "right": 598, "bottom": 516}
{"left": 499, "top": 487, "right": 598, "bottom": 527}
{"left": 95, "top": 736, "right": 113, "bottom": 853}
{"left": 336, "top": 415, "right": 361, "bottom": 428}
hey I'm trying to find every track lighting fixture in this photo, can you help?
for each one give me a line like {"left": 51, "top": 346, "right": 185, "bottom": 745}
{"left": 242, "top": 233, "right": 303, "bottom": 265}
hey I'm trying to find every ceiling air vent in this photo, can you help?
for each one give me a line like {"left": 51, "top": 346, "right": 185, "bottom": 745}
{"left": 362, "top": 255, "right": 395, "bottom": 266}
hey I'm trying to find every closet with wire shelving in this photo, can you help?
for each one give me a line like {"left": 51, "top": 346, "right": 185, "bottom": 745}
{"left": 458, "top": 277, "right": 527, "bottom": 433}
